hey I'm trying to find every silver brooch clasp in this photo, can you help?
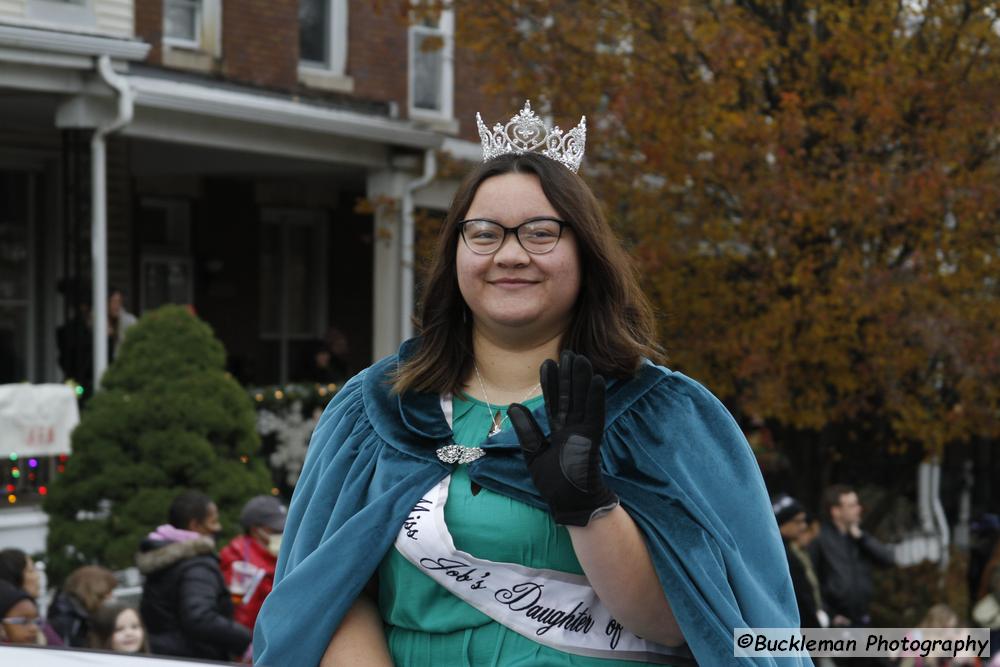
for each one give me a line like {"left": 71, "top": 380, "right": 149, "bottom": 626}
{"left": 436, "top": 444, "right": 485, "bottom": 465}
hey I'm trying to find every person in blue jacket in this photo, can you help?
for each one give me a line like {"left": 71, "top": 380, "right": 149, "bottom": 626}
{"left": 255, "top": 102, "right": 809, "bottom": 667}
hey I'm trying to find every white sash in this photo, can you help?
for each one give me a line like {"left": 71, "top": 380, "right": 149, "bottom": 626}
{"left": 394, "top": 474, "right": 693, "bottom": 664}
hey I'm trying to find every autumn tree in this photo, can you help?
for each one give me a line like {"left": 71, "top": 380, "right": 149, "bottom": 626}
{"left": 458, "top": 2, "right": 1000, "bottom": 485}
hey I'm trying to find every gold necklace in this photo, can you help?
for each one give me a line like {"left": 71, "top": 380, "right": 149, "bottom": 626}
{"left": 472, "top": 360, "right": 540, "bottom": 437}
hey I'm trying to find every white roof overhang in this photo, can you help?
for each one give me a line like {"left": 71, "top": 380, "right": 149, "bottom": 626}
{"left": 0, "top": 23, "right": 443, "bottom": 167}
{"left": 0, "top": 22, "right": 148, "bottom": 69}
{"left": 120, "top": 75, "right": 442, "bottom": 166}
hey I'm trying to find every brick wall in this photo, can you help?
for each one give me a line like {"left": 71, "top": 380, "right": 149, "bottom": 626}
{"left": 452, "top": 42, "right": 511, "bottom": 143}
{"left": 134, "top": 0, "right": 162, "bottom": 64}
{"left": 345, "top": 2, "right": 509, "bottom": 137}
{"left": 447, "top": 6, "right": 511, "bottom": 141}
{"left": 347, "top": 1, "right": 408, "bottom": 109}
{"left": 222, "top": 0, "right": 298, "bottom": 89}
{"left": 133, "top": 0, "right": 508, "bottom": 136}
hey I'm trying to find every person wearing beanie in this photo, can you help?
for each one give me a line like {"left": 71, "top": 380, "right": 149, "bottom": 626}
{"left": 219, "top": 495, "right": 287, "bottom": 632}
{"left": 773, "top": 494, "right": 826, "bottom": 629}
{"left": 0, "top": 579, "right": 43, "bottom": 645}
{"left": 0, "top": 550, "right": 62, "bottom": 646}
{"left": 0, "top": 548, "right": 41, "bottom": 599}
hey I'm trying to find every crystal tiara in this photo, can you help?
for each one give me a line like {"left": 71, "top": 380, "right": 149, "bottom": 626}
{"left": 476, "top": 100, "right": 587, "bottom": 173}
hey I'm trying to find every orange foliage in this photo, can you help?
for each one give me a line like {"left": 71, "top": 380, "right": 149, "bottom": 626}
{"left": 460, "top": 0, "right": 1000, "bottom": 452}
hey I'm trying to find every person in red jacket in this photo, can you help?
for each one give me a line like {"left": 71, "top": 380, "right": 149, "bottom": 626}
{"left": 219, "top": 495, "right": 286, "bottom": 632}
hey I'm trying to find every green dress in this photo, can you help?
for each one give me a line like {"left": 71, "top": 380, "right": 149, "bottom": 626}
{"left": 378, "top": 393, "right": 656, "bottom": 666}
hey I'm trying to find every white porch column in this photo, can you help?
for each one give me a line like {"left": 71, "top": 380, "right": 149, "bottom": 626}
{"left": 55, "top": 56, "right": 133, "bottom": 391}
{"left": 366, "top": 169, "right": 409, "bottom": 361}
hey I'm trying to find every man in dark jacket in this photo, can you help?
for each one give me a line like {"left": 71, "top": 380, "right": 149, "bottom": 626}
{"left": 138, "top": 490, "right": 251, "bottom": 660}
{"left": 773, "top": 494, "right": 826, "bottom": 628}
{"left": 809, "top": 484, "right": 895, "bottom": 628}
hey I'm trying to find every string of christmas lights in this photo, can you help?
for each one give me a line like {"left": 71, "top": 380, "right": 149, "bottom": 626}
{"left": 2, "top": 382, "right": 340, "bottom": 506}
{"left": 250, "top": 382, "right": 340, "bottom": 411}
{"left": 3, "top": 453, "right": 68, "bottom": 505}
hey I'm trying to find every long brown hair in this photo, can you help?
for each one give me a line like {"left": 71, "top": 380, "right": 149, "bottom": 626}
{"left": 88, "top": 601, "right": 150, "bottom": 653}
{"left": 63, "top": 565, "right": 118, "bottom": 614}
{"left": 393, "top": 152, "right": 662, "bottom": 395}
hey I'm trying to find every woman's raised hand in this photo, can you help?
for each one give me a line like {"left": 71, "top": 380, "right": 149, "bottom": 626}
{"left": 508, "top": 351, "right": 619, "bottom": 527}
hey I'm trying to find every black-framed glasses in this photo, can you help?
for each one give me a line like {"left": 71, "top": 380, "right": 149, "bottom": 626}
{"left": 459, "top": 218, "right": 567, "bottom": 255}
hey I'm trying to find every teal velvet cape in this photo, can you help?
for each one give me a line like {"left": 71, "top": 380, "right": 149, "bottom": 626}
{"left": 254, "top": 341, "right": 811, "bottom": 666}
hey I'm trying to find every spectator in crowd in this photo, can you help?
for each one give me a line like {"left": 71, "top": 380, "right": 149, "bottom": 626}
{"left": 968, "top": 514, "right": 999, "bottom": 601}
{"left": 794, "top": 513, "right": 829, "bottom": 628}
{"left": 47, "top": 564, "right": 117, "bottom": 647}
{"left": 0, "top": 580, "right": 43, "bottom": 645}
{"left": 89, "top": 601, "right": 149, "bottom": 653}
{"left": 107, "top": 286, "right": 137, "bottom": 362}
{"left": 138, "top": 490, "right": 251, "bottom": 660}
{"left": 219, "top": 495, "right": 286, "bottom": 631}
{"left": 974, "top": 546, "right": 1000, "bottom": 667}
{"left": 306, "top": 343, "right": 342, "bottom": 384}
{"left": 977, "top": 530, "right": 1000, "bottom": 604}
{"left": 810, "top": 484, "right": 895, "bottom": 628}
{"left": 800, "top": 513, "right": 822, "bottom": 547}
{"left": 55, "top": 281, "right": 93, "bottom": 387}
{"left": 0, "top": 548, "right": 41, "bottom": 599}
{"left": 773, "top": 494, "right": 827, "bottom": 629}
{"left": 895, "top": 604, "right": 978, "bottom": 667}
{"left": 0, "top": 548, "right": 62, "bottom": 645}
{"left": 305, "top": 326, "right": 351, "bottom": 384}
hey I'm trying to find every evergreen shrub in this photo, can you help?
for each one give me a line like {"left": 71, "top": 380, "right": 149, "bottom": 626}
{"left": 44, "top": 305, "right": 271, "bottom": 583}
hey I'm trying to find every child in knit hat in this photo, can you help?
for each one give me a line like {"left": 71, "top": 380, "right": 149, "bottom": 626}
{"left": 0, "top": 579, "right": 43, "bottom": 645}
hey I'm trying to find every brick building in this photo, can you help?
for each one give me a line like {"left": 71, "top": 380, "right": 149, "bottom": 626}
{"left": 0, "top": 0, "right": 509, "bottom": 549}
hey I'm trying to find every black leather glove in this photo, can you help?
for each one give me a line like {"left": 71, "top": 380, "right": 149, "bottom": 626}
{"left": 508, "top": 350, "right": 619, "bottom": 527}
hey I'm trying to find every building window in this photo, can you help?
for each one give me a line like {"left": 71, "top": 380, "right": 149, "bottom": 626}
{"left": 141, "top": 256, "right": 193, "bottom": 311}
{"left": 298, "top": 0, "right": 328, "bottom": 64}
{"left": 298, "top": 0, "right": 348, "bottom": 76}
{"left": 164, "top": 0, "right": 202, "bottom": 46}
{"left": 137, "top": 199, "right": 193, "bottom": 312}
{"left": 260, "top": 210, "right": 328, "bottom": 385}
{"left": 162, "top": 0, "right": 221, "bottom": 56}
{"left": 408, "top": 4, "right": 454, "bottom": 118}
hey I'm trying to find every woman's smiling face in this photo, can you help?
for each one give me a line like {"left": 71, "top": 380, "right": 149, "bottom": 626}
{"left": 456, "top": 172, "right": 581, "bottom": 338}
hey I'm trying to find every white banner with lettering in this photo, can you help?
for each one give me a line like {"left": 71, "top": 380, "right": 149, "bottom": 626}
{"left": 394, "top": 475, "right": 693, "bottom": 664}
{"left": 0, "top": 384, "right": 79, "bottom": 457}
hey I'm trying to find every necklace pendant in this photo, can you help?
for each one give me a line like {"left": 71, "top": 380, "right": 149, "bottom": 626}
{"left": 488, "top": 410, "right": 503, "bottom": 438}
